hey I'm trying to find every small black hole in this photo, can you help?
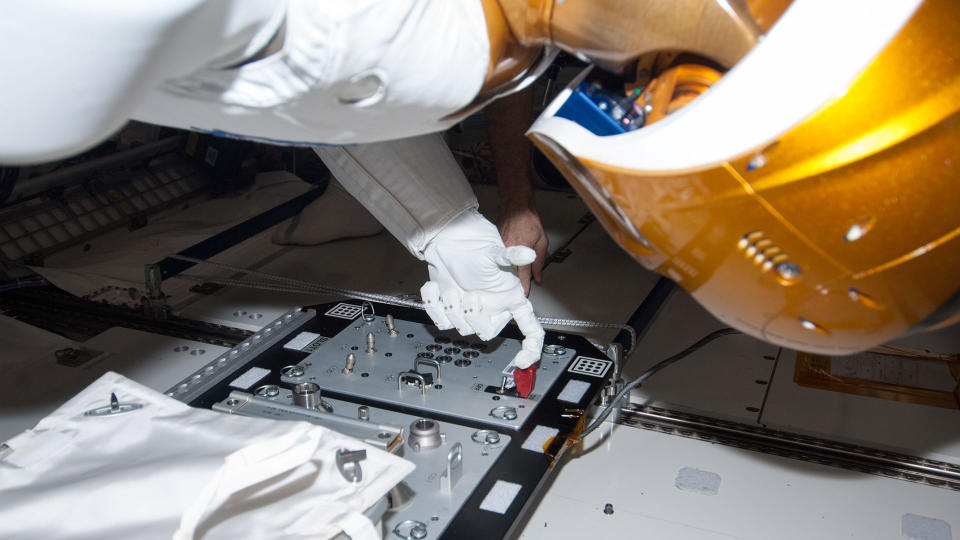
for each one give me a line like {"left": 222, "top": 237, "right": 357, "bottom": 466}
{"left": 385, "top": 352, "right": 393, "bottom": 357}
{"left": 492, "top": 396, "right": 500, "bottom": 401}
{"left": 351, "top": 346, "right": 358, "bottom": 350}
{"left": 407, "top": 333, "right": 415, "bottom": 338}
{"left": 763, "top": 355, "right": 775, "bottom": 360}
{"left": 746, "top": 406, "right": 760, "bottom": 412}
{"left": 755, "top": 379, "right": 768, "bottom": 385}
{"left": 361, "top": 372, "right": 369, "bottom": 377}
{"left": 434, "top": 384, "right": 443, "bottom": 390}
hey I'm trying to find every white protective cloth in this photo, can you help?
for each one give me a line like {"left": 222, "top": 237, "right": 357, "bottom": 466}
{"left": 1, "top": 1, "right": 489, "bottom": 164}
{"left": 0, "top": 372, "right": 415, "bottom": 540}
{"left": 316, "top": 137, "right": 544, "bottom": 369}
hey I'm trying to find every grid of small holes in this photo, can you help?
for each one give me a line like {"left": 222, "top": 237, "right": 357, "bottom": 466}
{"left": 324, "top": 303, "right": 362, "bottom": 320}
{"left": 567, "top": 356, "right": 612, "bottom": 378}
{"left": 0, "top": 157, "right": 204, "bottom": 261}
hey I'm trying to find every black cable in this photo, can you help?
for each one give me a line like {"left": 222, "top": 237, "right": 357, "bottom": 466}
{"left": 581, "top": 327, "right": 741, "bottom": 437}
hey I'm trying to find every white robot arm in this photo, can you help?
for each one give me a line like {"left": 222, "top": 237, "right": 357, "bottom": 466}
{"left": 315, "top": 136, "right": 544, "bottom": 372}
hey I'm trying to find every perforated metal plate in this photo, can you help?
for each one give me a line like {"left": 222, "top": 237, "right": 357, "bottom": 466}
{"left": 281, "top": 316, "right": 574, "bottom": 430}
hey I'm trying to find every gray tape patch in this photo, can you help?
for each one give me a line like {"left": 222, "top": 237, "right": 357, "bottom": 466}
{"left": 479, "top": 480, "right": 522, "bottom": 514}
{"left": 556, "top": 379, "right": 591, "bottom": 404}
{"left": 229, "top": 366, "right": 270, "bottom": 390}
{"left": 522, "top": 425, "right": 559, "bottom": 453}
{"left": 284, "top": 331, "right": 321, "bottom": 351}
{"left": 674, "top": 467, "right": 721, "bottom": 496}
{"left": 902, "top": 514, "right": 952, "bottom": 540}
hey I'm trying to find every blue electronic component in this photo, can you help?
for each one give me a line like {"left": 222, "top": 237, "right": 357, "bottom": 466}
{"left": 555, "top": 82, "right": 646, "bottom": 136}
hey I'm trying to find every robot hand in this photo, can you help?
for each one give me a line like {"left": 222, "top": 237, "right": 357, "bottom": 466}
{"left": 420, "top": 210, "right": 545, "bottom": 371}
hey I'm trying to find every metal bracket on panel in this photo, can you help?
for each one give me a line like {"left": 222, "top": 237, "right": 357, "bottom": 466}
{"left": 440, "top": 442, "right": 463, "bottom": 495}
{"left": 214, "top": 391, "right": 405, "bottom": 453}
{"left": 336, "top": 448, "right": 367, "bottom": 484}
{"left": 414, "top": 358, "right": 441, "bottom": 382}
{"left": 398, "top": 371, "right": 428, "bottom": 395}
{"left": 143, "top": 263, "right": 168, "bottom": 319}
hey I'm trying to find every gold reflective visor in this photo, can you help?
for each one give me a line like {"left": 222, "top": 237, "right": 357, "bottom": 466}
{"left": 529, "top": 0, "right": 960, "bottom": 354}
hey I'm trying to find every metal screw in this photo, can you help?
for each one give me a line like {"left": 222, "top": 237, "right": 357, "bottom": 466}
{"left": 358, "top": 405, "right": 370, "bottom": 421}
{"left": 775, "top": 261, "right": 802, "bottom": 280}
{"left": 343, "top": 353, "right": 357, "bottom": 375}
{"left": 747, "top": 152, "right": 768, "bottom": 171}
{"left": 385, "top": 314, "right": 400, "bottom": 337}
{"left": 365, "top": 332, "right": 377, "bottom": 354}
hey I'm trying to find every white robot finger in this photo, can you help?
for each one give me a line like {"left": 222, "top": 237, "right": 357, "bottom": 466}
{"left": 462, "top": 292, "right": 512, "bottom": 341}
{"left": 507, "top": 301, "right": 545, "bottom": 370}
{"left": 420, "top": 281, "right": 453, "bottom": 330}
{"left": 441, "top": 286, "right": 476, "bottom": 336}
{"left": 489, "top": 245, "right": 537, "bottom": 268}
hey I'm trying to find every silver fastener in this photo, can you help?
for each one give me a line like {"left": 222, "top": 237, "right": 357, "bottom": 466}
{"left": 845, "top": 217, "right": 876, "bottom": 242}
{"left": 361, "top": 301, "right": 376, "bottom": 322}
{"left": 343, "top": 353, "right": 357, "bottom": 375}
{"left": 292, "top": 382, "right": 322, "bottom": 410}
{"left": 747, "top": 152, "right": 768, "bottom": 170}
{"left": 282, "top": 365, "right": 305, "bottom": 378}
{"left": 255, "top": 385, "right": 280, "bottom": 397}
{"left": 365, "top": 332, "right": 377, "bottom": 354}
{"left": 358, "top": 406, "right": 370, "bottom": 421}
{"left": 471, "top": 429, "right": 501, "bottom": 445}
{"left": 386, "top": 314, "right": 400, "bottom": 337}
{"left": 490, "top": 406, "right": 518, "bottom": 421}
{"left": 775, "top": 261, "right": 802, "bottom": 280}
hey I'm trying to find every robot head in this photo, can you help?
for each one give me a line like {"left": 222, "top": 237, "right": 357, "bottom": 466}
{"left": 527, "top": 0, "right": 960, "bottom": 354}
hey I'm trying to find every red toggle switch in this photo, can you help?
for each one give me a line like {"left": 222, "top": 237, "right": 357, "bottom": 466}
{"left": 514, "top": 365, "right": 537, "bottom": 398}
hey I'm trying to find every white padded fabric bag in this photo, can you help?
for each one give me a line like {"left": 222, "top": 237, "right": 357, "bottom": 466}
{"left": 0, "top": 372, "right": 414, "bottom": 539}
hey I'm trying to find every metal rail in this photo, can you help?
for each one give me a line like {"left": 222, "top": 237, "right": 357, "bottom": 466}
{"left": 618, "top": 404, "right": 960, "bottom": 491}
{"left": 0, "top": 287, "right": 251, "bottom": 347}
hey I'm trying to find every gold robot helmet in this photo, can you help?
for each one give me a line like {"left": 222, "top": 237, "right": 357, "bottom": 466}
{"left": 514, "top": 0, "right": 960, "bottom": 354}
